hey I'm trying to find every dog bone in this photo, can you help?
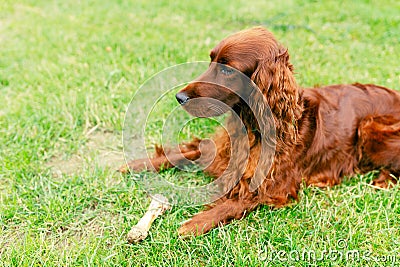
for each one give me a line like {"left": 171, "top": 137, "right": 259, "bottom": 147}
{"left": 127, "top": 194, "right": 171, "bottom": 243}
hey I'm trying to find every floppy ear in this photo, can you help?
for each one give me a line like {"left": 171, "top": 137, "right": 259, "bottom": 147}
{"left": 248, "top": 47, "right": 302, "bottom": 192}
{"left": 271, "top": 48, "right": 302, "bottom": 137}
{"left": 247, "top": 61, "right": 277, "bottom": 193}
{"left": 251, "top": 47, "right": 301, "bottom": 135}
{"left": 247, "top": 87, "right": 276, "bottom": 192}
{"left": 272, "top": 48, "right": 297, "bottom": 105}
{"left": 251, "top": 48, "right": 296, "bottom": 101}
{"left": 250, "top": 58, "right": 274, "bottom": 94}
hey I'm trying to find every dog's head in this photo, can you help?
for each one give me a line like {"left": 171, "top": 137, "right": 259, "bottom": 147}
{"left": 176, "top": 27, "right": 292, "bottom": 117}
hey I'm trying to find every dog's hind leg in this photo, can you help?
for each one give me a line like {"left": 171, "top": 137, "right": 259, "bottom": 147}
{"left": 357, "top": 115, "right": 400, "bottom": 188}
{"left": 371, "top": 169, "right": 399, "bottom": 188}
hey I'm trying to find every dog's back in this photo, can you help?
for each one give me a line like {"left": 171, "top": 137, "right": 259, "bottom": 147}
{"left": 300, "top": 83, "right": 400, "bottom": 187}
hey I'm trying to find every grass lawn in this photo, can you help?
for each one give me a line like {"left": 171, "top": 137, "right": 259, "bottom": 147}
{"left": 1, "top": 0, "right": 400, "bottom": 266}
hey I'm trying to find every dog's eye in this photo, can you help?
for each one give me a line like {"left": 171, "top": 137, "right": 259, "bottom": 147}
{"left": 221, "top": 65, "right": 234, "bottom": 75}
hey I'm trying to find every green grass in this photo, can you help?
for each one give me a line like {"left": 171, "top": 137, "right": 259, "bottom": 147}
{"left": 1, "top": 0, "right": 400, "bottom": 266}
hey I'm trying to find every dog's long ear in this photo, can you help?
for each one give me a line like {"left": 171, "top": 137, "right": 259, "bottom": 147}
{"left": 247, "top": 58, "right": 277, "bottom": 193}
{"left": 271, "top": 48, "right": 297, "bottom": 108}
{"left": 248, "top": 47, "right": 301, "bottom": 192}
{"left": 272, "top": 48, "right": 302, "bottom": 139}
{"left": 251, "top": 47, "right": 301, "bottom": 138}
{"left": 250, "top": 58, "right": 274, "bottom": 95}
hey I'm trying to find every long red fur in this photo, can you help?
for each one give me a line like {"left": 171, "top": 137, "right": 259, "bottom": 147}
{"left": 122, "top": 27, "right": 400, "bottom": 236}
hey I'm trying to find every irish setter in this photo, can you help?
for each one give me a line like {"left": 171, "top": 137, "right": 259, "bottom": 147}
{"left": 121, "top": 27, "right": 400, "bottom": 236}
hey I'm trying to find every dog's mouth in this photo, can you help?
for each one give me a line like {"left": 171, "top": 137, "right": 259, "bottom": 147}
{"left": 179, "top": 97, "right": 231, "bottom": 118}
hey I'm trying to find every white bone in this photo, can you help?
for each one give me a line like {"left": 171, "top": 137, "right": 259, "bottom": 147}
{"left": 127, "top": 194, "right": 171, "bottom": 243}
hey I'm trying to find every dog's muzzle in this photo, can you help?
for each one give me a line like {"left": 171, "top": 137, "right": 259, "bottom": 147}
{"left": 176, "top": 92, "right": 190, "bottom": 105}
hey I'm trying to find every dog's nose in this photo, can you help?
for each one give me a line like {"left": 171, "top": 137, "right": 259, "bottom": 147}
{"left": 176, "top": 92, "right": 190, "bottom": 105}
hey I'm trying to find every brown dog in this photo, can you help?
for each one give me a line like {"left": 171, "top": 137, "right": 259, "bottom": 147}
{"left": 121, "top": 27, "right": 400, "bottom": 236}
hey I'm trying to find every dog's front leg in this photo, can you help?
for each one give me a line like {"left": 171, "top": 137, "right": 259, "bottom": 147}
{"left": 178, "top": 199, "right": 258, "bottom": 236}
{"left": 119, "top": 149, "right": 201, "bottom": 173}
{"left": 119, "top": 138, "right": 204, "bottom": 173}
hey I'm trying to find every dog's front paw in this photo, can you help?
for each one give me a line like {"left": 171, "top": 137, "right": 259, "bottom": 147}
{"left": 178, "top": 219, "right": 205, "bottom": 237}
{"left": 118, "top": 163, "right": 130, "bottom": 174}
{"left": 178, "top": 216, "right": 217, "bottom": 237}
{"left": 118, "top": 159, "right": 154, "bottom": 173}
